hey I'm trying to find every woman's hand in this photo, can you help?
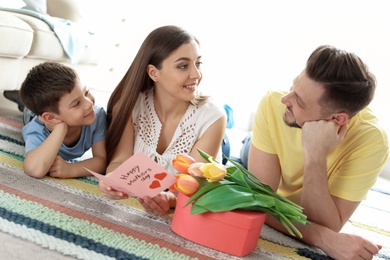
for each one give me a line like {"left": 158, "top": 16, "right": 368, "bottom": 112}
{"left": 138, "top": 191, "right": 176, "bottom": 216}
{"left": 98, "top": 180, "right": 129, "bottom": 200}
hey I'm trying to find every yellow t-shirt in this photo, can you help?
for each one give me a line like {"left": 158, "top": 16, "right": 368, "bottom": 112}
{"left": 252, "top": 91, "right": 389, "bottom": 204}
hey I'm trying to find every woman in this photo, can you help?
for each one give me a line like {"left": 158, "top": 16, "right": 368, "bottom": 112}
{"left": 99, "top": 25, "right": 226, "bottom": 216}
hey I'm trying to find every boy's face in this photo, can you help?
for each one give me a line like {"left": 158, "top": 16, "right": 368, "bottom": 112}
{"left": 56, "top": 83, "right": 96, "bottom": 127}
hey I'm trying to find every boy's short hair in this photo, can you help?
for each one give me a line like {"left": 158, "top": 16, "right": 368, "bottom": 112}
{"left": 19, "top": 62, "right": 79, "bottom": 115}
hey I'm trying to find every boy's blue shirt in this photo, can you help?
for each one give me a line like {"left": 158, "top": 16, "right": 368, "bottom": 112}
{"left": 22, "top": 105, "right": 106, "bottom": 161}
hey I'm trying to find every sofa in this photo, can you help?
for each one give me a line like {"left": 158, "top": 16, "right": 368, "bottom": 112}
{"left": 0, "top": 0, "right": 101, "bottom": 112}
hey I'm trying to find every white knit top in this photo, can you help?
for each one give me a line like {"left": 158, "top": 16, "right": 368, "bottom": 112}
{"left": 132, "top": 89, "right": 225, "bottom": 175}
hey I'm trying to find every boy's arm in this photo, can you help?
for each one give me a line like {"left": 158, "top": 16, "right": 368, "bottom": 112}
{"left": 49, "top": 139, "right": 107, "bottom": 178}
{"left": 23, "top": 123, "right": 68, "bottom": 178}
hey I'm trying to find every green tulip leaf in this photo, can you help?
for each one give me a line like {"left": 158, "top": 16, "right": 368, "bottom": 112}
{"left": 197, "top": 148, "right": 215, "bottom": 162}
{"left": 185, "top": 178, "right": 235, "bottom": 206}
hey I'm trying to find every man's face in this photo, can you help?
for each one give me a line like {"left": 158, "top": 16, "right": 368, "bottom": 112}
{"left": 281, "top": 70, "right": 330, "bottom": 128}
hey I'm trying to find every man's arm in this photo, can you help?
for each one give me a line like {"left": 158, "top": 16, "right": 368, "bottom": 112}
{"left": 23, "top": 123, "right": 68, "bottom": 178}
{"left": 301, "top": 149, "right": 361, "bottom": 231}
{"left": 265, "top": 214, "right": 381, "bottom": 260}
{"left": 248, "top": 143, "right": 281, "bottom": 191}
{"left": 247, "top": 134, "right": 357, "bottom": 231}
{"left": 248, "top": 142, "right": 381, "bottom": 259}
{"left": 300, "top": 120, "right": 351, "bottom": 231}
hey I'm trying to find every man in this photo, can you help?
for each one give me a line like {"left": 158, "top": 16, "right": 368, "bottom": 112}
{"left": 247, "top": 45, "right": 388, "bottom": 259}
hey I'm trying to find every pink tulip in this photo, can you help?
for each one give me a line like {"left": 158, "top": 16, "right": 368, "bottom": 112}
{"left": 172, "top": 154, "right": 196, "bottom": 174}
{"left": 174, "top": 174, "right": 200, "bottom": 196}
{"left": 200, "top": 162, "right": 227, "bottom": 182}
{"left": 188, "top": 162, "right": 206, "bottom": 178}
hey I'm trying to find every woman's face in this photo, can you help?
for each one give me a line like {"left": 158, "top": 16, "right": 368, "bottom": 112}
{"left": 152, "top": 40, "right": 202, "bottom": 102}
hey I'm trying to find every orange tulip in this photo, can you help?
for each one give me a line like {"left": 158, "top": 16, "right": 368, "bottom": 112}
{"left": 174, "top": 174, "right": 200, "bottom": 196}
{"left": 200, "top": 162, "right": 227, "bottom": 182}
{"left": 172, "top": 154, "right": 196, "bottom": 174}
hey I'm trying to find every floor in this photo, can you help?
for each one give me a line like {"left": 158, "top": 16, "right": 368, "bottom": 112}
{"left": 374, "top": 175, "right": 390, "bottom": 194}
{"left": 0, "top": 107, "right": 22, "bottom": 117}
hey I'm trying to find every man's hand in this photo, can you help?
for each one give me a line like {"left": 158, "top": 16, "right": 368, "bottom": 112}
{"left": 323, "top": 231, "right": 382, "bottom": 260}
{"left": 301, "top": 120, "right": 348, "bottom": 161}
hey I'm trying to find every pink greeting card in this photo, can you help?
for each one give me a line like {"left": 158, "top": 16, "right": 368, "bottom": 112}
{"left": 85, "top": 152, "right": 177, "bottom": 198}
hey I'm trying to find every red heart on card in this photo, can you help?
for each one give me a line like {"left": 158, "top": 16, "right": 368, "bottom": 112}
{"left": 154, "top": 172, "right": 167, "bottom": 180}
{"left": 149, "top": 180, "right": 161, "bottom": 189}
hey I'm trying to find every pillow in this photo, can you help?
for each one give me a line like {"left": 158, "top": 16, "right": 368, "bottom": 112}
{"left": 22, "top": 0, "right": 47, "bottom": 13}
{"left": 0, "top": 0, "right": 25, "bottom": 8}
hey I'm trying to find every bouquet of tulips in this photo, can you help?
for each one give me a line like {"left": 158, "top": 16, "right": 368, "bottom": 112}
{"left": 171, "top": 149, "right": 309, "bottom": 238}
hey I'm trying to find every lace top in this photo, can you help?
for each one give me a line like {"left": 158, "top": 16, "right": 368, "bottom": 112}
{"left": 132, "top": 89, "right": 225, "bottom": 175}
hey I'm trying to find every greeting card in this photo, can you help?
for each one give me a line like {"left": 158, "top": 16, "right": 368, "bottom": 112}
{"left": 85, "top": 152, "right": 177, "bottom": 198}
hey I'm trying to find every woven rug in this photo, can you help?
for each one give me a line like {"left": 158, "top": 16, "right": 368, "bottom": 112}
{"left": 0, "top": 115, "right": 389, "bottom": 260}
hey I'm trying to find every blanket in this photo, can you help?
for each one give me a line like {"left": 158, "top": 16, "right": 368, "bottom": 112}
{"left": 0, "top": 115, "right": 389, "bottom": 259}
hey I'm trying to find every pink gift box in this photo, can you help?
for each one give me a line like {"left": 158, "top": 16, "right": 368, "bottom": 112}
{"left": 171, "top": 192, "right": 267, "bottom": 257}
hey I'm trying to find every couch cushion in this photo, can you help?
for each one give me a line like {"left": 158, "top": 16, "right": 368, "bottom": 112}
{"left": 12, "top": 12, "right": 70, "bottom": 61}
{"left": 0, "top": 10, "right": 33, "bottom": 58}
{"left": 10, "top": 11, "right": 98, "bottom": 64}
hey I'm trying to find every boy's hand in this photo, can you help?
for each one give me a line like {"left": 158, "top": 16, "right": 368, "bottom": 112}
{"left": 39, "top": 115, "right": 68, "bottom": 132}
{"left": 48, "top": 155, "right": 72, "bottom": 178}
{"left": 98, "top": 180, "right": 129, "bottom": 200}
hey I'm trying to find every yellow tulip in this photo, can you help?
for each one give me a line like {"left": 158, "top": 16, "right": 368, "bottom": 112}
{"left": 200, "top": 162, "right": 227, "bottom": 182}
{"left": 172, "top": 154, "right": 196, "bottom": 174}
{"left": 174, "top": 174, "right": 200, "bottom": 196}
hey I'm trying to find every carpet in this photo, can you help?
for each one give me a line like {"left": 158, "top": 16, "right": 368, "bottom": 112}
{"left": 0, "top": 115, "right": 389, "bottom": 260}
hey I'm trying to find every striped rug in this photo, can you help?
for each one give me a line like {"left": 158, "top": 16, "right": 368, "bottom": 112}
{"left": 0, "top": 115, "right": 389, "bottom": 260}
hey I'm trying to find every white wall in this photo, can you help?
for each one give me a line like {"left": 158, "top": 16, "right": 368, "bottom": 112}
{"left": 84, "top": 0, "right": 390, "bottom": 132}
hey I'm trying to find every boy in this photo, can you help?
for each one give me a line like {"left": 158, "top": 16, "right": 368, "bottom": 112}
{"left": 19, "top": 62, "right": 107, "bottom": 178}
